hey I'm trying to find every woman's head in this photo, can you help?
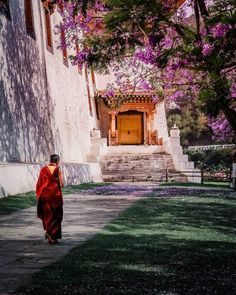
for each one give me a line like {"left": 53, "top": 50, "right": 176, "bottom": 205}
{"left": 50, "top": 154, "right": 60, "bottom": 164}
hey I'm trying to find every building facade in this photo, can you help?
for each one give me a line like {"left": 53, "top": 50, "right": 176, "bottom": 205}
{"left": 0, "top": 0, "right": 198, "bottom": 196}
{"left": 0, "top": 0, "right": 103, "bottom": 163}
{"left": 0, "top": 0, "right": 103, "bottom": 196}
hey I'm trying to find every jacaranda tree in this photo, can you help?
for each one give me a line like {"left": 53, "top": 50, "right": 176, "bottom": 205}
{"left": 42, "top": 0, "right": 236, "bottom": 141}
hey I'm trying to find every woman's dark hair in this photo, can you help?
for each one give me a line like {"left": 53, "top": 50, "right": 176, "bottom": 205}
{"left": 50, "top": 154, "right": 60, "bottom": 163}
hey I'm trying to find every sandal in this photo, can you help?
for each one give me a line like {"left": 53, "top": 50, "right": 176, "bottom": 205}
{"left": 45, "top": 233, "right": 54, "bottom": 244}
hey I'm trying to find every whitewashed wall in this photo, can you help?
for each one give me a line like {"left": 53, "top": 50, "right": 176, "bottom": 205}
{"left": 0, "top": 1, "right": 103, "bottom": 195}
{"left": 154, "top": 101, "right": 169, "bottom": 142}
{"left": 0, "top": 162, "right": 102, "bottom": 198}
{"left": 0, "top": 1, "right": 54, "bottom": 163}
{"left": 0, "top": 1, "right": 101, "bottom": 163}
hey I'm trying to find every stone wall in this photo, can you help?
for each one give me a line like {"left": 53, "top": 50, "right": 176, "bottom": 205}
{"left": 0, "top": 1, "right": 54, "bottom": 162}
{"left": 153, "top": 101, "right": 169, "bottom": 143}
{"left": 0, "top": 163, "right": 102, "bottom": 198}
{"left": 0, "top": 1, "right": 102, "bottom": 163}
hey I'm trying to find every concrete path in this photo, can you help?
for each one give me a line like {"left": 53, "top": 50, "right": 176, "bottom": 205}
{"left": 0, "top": 183, "right": 159, "bottom": 295}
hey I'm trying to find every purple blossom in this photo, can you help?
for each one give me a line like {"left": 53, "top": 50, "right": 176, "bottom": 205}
{"left": 202, "top": 43, "right": 214, "bottom": 56}
{"left": 162, "top": 37, "right": 173, "bottom": 49}
{"left": 138, "top": 80, "right": 152, "bottom": 91}
{"left": 230, "top": 82, "right": 236, "bottom": 98}
{"left": 169, "top": 90, "right": 185, "bottom": 101}
{"left": 105, "top": 89, "right": 115, "bottom": 97}
{"left": 211, "top": 23, "right": 232, "bottom": 38}
{"left": 208, "top": 114, "right": 234, "bottom": 142}
{"left": 135, "top": 46, "right": 157, "bottom": 65}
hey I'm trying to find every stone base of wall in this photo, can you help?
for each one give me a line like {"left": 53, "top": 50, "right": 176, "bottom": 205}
{"left": 0, "top": 162, "right": 102, "bottom": 198}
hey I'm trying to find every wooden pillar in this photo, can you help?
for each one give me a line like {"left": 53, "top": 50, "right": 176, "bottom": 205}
{"left": 111, "top": 111, "right": 116, "bottom": 132}
{"left": 147, "top": 112, "right": 151, "bottom": 144}
{"left": 108, "top": 111, "right": 118, "bottom": 145}
{"left": 143, "top": 112, "right": 147, "bottom": 145}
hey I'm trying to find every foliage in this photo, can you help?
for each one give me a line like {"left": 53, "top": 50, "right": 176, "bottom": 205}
{"left": 186, "top": 148, "right": 233, "bottom": 170}
{"left": 41, "top": 0, "right": 236, "bottom": 141}
{"left": 166, "top": 96, "right": 213, "bottom": 146}
{"left": 18, "top": 192, "right": 236, "bottom": 294}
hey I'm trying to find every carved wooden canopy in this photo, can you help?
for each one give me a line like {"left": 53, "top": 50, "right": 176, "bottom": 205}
{"left": 96, "top": 89, "right": 161, "bottom": 113}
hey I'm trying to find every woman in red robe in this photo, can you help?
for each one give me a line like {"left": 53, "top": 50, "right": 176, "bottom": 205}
{"left": 36, "top": 154, "right": 64, "bottom": 244}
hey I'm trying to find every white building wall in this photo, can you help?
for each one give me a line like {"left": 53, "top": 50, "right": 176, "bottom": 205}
{"left": 0, "top": 1, "right": 100, "bottom": 163}
{"left": 41, "top": 6, "right": 100, "bottom": 162}
{"left": 0, "top": 0, "right": 54, "bottom": 163}
{"left": 0, "top": 1, "right": 103, "bottom": 196}
{"left": 153, "top": 101, "right": 169, "bottom": 142}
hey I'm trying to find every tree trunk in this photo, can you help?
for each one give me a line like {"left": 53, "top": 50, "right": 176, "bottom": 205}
{"left": 197, "top": 0, "right": 209, "bottom": 16}
{"left": 194, "top": 0, "right": 201, "bottom": 39}
{"left": 222, "top": 106, "right": 236, "bottom": 142}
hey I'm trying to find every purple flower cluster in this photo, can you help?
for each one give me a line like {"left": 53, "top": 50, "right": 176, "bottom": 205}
{"left": 202, "top": 43, "right": 214, "bottom": 56}
{"left": 211, "top": 23, "right": 232, "bottom": 38}
{"left": 208, "top": 114, "right": 234, "bottom": 142}
{"left": 169, "top": 90, "right": 185, "bottom": 101}
{"left": 231, "top": 82, "right": 236, "bottom": 98}
{"left": 135, "top": 46, "right": 157, "bottom": 65}
{"left": 105, "top": 88, "right": 115, "bottom": 97}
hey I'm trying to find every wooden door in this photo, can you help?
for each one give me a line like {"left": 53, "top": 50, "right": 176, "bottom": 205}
{"left": 117, "top": 114, "right": 142, "bottom": 144}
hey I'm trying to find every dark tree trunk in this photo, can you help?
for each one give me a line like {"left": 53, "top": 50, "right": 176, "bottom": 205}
{"left": 194, "top": 0, "right": 201, "bottom": 39}
{"left": 197, "top": 0, "right": 209, "bottom": 16}
{"left": 222, "top": 106, "right": 236, "bottom": 142}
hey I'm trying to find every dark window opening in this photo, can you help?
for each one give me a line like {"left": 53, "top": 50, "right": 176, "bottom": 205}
{"left": 61, "top": 28, "right": 68, "bottom": 66}
{"left": 85, "top": 67, "right": 93, "bottom": 116}
{"left": 75, "top": 39, "right": 83, "bottom": 75}
{"left": 0, "top": 0, "right": 11, "bottom": 20}
{"left": 91, "top": 70, "right": 100, "bottom": 120}
{"left": 24, "top": 0, "right": 35, "bottom": 39}
{"left": 44, "top": 10, "right": 53, "bottom": 53}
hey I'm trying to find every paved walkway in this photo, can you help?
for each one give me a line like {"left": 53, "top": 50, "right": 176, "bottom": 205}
{"left": 0, "top": 183, "right": 159, "bottom": 295}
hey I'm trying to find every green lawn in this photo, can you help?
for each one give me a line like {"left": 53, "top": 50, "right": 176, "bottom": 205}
{"left": 0, "top": 182, "right": 111, "bottom": 215}
{"left": 18, "top": 193, "right": 236, "bottom": 295}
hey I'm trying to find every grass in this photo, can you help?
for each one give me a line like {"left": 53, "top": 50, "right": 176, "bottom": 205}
{"left": 161, "top": 181, "right": 230, "bottom": 189}
{"left": 18, "top": 192, "right": 236, "bottom": 295}
{"left": 0, "top": 182, "right": 111, "bottom": 215}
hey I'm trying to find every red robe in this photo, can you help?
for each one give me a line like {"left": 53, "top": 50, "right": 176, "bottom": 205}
{"left": 36, "top": 166, "right": 63, "bottom": 240}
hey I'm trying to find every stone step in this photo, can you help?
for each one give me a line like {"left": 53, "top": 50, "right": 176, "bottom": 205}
{"left": 101, "top": 170, "right": 167, "bottom": 175}
{"left": 100, "top": 152, "right": 180, "bottom": 183}
{"left": 102, "top": 174, "right": 188, "bottom": 182}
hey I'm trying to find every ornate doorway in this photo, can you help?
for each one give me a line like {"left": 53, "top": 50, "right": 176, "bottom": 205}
{"left": 117, "top": 111, "right": 143, "bottom": 144}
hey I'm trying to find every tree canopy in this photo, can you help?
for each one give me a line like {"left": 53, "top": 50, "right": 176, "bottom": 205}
{"left": 42, "top": 0, "right": 236, "bottom": 141}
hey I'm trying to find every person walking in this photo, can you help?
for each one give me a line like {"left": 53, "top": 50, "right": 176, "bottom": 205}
{"left": 36, "top": 154, "right": 64, "bottom": 244}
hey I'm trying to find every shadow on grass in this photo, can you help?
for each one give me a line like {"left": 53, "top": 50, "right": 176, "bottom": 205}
{"left": 18, "top": 196, "right": 236, "bottom": 295}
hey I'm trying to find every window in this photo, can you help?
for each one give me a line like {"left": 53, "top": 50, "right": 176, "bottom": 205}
{"left": 75, "top": 39, "right": 83, "bottom": 75}
{"left": 61, "top": 28, "right": 68, "bottom": 66}
{"left": 24, "top": 0, "right": 35, "bottom": 39}
{"left": 44, "top": 10, "right": 53, "bottom": 52}
{"left": 91, "top": 70, "right": 100, "bottom": 120}
{"left": 0, "top": 0, "right": 11, "bottom": 20}
{"left": 58, "top": 3, "right": 68, "bottom": 66}
{"left": 85, "top": 67, "right": 93, "bottom": 116}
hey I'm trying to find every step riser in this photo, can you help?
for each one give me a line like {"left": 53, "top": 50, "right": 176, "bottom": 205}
{"left": 100, "top": 153, "right": 183, "bottom": 182}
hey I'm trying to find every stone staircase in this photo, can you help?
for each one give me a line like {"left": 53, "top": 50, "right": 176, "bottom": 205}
{"left": 100, "top": 153, "right": 187, "bottom": 182}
